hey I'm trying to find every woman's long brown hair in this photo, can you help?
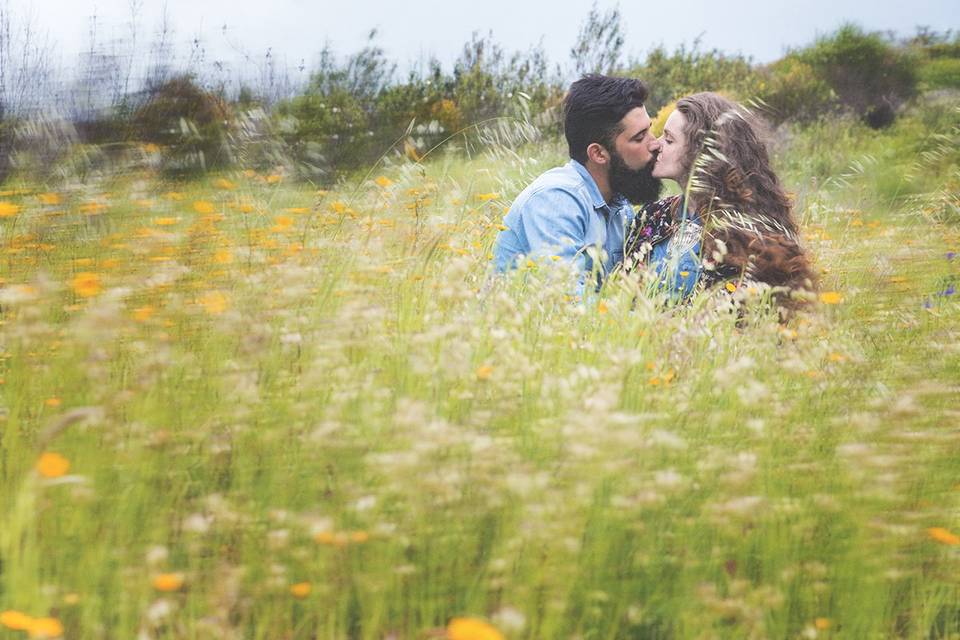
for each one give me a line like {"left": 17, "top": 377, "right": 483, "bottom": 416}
{"left": 674, "top": 92, "right": 817, "bottom": 311}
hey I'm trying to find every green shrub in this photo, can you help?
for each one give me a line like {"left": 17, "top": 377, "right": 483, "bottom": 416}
{"left": 758, "top": 56, "right": 834, "bottom": 124}
{"left": 131, "top": 75, "right": 232, "bottom": 175}
{"left": 627, "top": 42, "right": 765, "bottom": 115}
{"left": 799, "top": 24, "right": 918, "bottom": 129}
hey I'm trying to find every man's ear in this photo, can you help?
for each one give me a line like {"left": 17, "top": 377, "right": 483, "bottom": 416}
{"left": 586, "top": 142, "right": 609, "bottom": 166}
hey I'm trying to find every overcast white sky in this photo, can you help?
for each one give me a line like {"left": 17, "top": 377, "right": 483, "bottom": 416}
{"left": 7, "top": 0, "right": 959, "bottom": 76}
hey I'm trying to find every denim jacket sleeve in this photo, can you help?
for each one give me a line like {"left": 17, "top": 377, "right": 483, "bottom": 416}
{"left": 653, "top": 221, "right": 703, "bottom": 299}
{"left": 509, "top": 187, "right": 593, "bottom": 271}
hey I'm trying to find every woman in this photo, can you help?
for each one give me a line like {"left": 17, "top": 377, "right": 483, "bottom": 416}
{"left": 625, "top": 92, "right": 816, "bottom": 315}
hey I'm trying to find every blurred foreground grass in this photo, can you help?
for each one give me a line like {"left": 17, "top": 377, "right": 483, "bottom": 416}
{"left": 0, "top": 96, "right": 958, "bottom": 639}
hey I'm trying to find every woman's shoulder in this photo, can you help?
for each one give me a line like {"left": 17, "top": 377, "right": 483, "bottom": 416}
{"left": 639, "top": 195, "right": 682, "bottom": 218}
{"left": 628, "top": 195, "right": 681, "bottom": 250}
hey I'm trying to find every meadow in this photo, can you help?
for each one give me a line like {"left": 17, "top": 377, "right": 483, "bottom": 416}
{"left": 0, "top": 92, "right": 958, "bottom": 639}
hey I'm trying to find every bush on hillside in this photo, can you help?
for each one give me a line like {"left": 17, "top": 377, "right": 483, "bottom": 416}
{"left": 799, "top": 24, "right": 917, "bottom": 129}
{"left": 758, "top": 56, "right": 834, "bottom": 124}
{"left": 131, "top": 75, "right": 232, "bottom": 175}
{"left": 627, "top": 42, "right": 764, "bottom": 116}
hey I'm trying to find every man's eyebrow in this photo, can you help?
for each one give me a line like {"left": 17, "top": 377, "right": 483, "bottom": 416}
{"left": 630, "top": 126, "right": 649, "bottom": 139}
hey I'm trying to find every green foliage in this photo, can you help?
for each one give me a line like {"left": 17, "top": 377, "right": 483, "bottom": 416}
{"left": 569, "top": 3, "right": 624, "bottom": 76}
{"left": 275, "top": 35, "right": 396, "bottom": 178}
{"left": 798, "top": 24, "right": 918, "bottom": 129}
{"left": 276, "top": 31, "right": 562, "bottom": 180}
{"left": 627, "top": 42, "right": 764, "bottom": 115}
{"left": 757, "top": 55, "right": 834, "bottom": 124}
{"left": 131, "top": 75, "right": 233, "bottom": 175}
{"left": 918, "top": 58, "right": 960, "bottom": 90}
{"left": 1, "top": 96, "right": 959, "bottom": 638}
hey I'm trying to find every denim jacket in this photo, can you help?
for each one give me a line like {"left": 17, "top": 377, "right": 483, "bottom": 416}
{"left": 626, "top": 195, "right": 703, "bottom": 298}
{"left": 493, "top": 160, "right": 635, "bottom": 291}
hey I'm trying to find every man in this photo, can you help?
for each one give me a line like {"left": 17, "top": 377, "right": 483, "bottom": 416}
{"left": 493, "top": 74, "right": 662, "bottom": 290}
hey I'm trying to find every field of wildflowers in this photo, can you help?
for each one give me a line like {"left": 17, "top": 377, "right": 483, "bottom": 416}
{"left": 0, "top": 94, "right": 958, "bottom": 639}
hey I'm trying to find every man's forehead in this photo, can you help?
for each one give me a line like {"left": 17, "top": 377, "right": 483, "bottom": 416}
{"left": 620, "top": 106, "right": 651, "bottom": 132}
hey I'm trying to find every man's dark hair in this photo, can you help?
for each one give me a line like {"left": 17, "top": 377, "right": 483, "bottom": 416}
{"left": 563, "top": 75, "right": 648, "bottom": 164}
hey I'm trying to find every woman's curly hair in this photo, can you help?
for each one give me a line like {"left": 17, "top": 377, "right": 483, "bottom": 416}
{"left": 674, "top": 92, "right": 818, "bottom": 312}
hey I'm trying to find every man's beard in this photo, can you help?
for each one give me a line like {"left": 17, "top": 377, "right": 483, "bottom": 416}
{"left": 609, "top": 150, "right": 662, "bottom": 205}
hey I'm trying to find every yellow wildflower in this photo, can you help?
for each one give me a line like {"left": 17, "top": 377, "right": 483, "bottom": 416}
{"left": 27, "top": 617, "right": 64, "bottom": 639}
{"left": 265, "top": 174, "right": 282, "bottom": 184}
{"left": 476, "top": 365, "right": 494, "bottom": 380}
{"left": 290, "top": 582, "right": 311, "bottom": 599}
{"left": 1, "top": 610, "right": 34, "bottom": 630}
{"left": 143, "top": 143, "right": 160, "bottom": 153}
{"left": 38, "top": 193, "right": 61, "bottom": 205}
{"left": 44, "top": 397, "right": 62, "bottom": 408}
{"left": 927, "top": 527, "right": 960, "bottom": 545}
{"left": 153, "top": 217, "right": 179, "bottom": 226}
{"left": 79, "top": 202, "right": 105, "bottom": 215}
{"left": 651, "top": 101, "right": 676, "bottom": 137}
{"left": 476, "top": 193, "right": 500, "bottom": 202}
{"left": 164, "top": 191, "right": 184, "bottom": 201}
{"left": 725, "top": 282, "right": 737, "bottom": 293}
{"left": 272, "top": 215, "right": 294, "bottom": 231}
{"left": 133, "top": 306, "right": 155, "bottom": 323}
{"left": 314, "top": 531, "right": 336, "bottom": 545}
{"left": 349, "top": 531, "right": 369, "bottom": 544}
{"left": 37, "top": 452, "right": 70, "bottom": 478}
{"left": 214, "top": 178, "right": 236, "bottom": 190}
{"left": 198, "top": 291, "right": 228, "bottom": 315}
{"left": 213, "top": 249, "right": 234, "bottom": 264}
{"left": 152, "top": 573, "right": 185, "bottom": 592}
{"left": 193, "top": 201, "right": 215, "bottom": 214}
{"left": 72, "top": 272, "right": 102, "bottom": 298}
{"left": 447, "top": 617, "right": 504, "bottom": 640}
{"left": 819, "top": 291, "right": 843, "bottom": 305}
{"left": 814, "top": 618, "right": 831, "bottom": 630}
{"left": 0, "top": 202, "right": 21, "bottom": 217}
{"left": 374, "top": 176, "right": 393, "bottom": 188}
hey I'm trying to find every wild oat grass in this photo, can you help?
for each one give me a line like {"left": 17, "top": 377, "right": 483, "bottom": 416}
{"left": 0, "top": 97, "right": 958, "bottom": 639}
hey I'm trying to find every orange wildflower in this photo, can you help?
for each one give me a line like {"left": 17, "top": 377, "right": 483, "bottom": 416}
{"left": 447, "top": 617, "right": 504, "bottom": 640}
{"left": 1, "top": 610, "right": 34, "bottom": 630}
{"left": 37, "top": 452, "right": 70, "bottom": 478}
{"left": 152, "top": 572, "right": 185, "bottom": 592}
{"left": 133, "top": 306, "right": 155, "bottom": 322}
{"left": 0, "top": 202, "right": 20, "bottom": 217}
{"left": 927, "top": 527, "right": 960, "bottom": 545}
{"left": 27, "top": 617, "right": 64, "bottom": 639}
{"left": 193, "top": 201, "right": 215, "bottom": 214}
{"left": 198, "top": 291, "right": 228, "bottom": 315}
{"left": 72, "top": 272, "right": 101, "bottom": 298}
{"left": 819, "top": 291, "right": 843, "bottom": 304}
{"left": 290, "top": 582, "right": 311, "bottom": 599}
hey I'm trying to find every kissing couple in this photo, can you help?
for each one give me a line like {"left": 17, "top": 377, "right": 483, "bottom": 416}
{"left": 493, "top": 74, "right": 816, "bottom": 315}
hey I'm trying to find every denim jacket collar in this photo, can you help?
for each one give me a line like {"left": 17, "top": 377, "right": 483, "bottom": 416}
{"left": 569, "top": 160, "right": 626, "bottom": 212}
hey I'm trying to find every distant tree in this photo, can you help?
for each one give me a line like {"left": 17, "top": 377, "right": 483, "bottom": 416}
{"left": 570, "top": 3, "right": 624, "bottom": 76}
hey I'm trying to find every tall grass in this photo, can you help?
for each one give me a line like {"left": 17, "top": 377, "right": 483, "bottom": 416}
{"left": 0, "top": 95, "right": 958, "bottom": 639}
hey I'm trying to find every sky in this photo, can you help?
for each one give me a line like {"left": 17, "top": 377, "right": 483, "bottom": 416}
{"left": 6, "top": 0, "right": 958, "bottom": 77}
